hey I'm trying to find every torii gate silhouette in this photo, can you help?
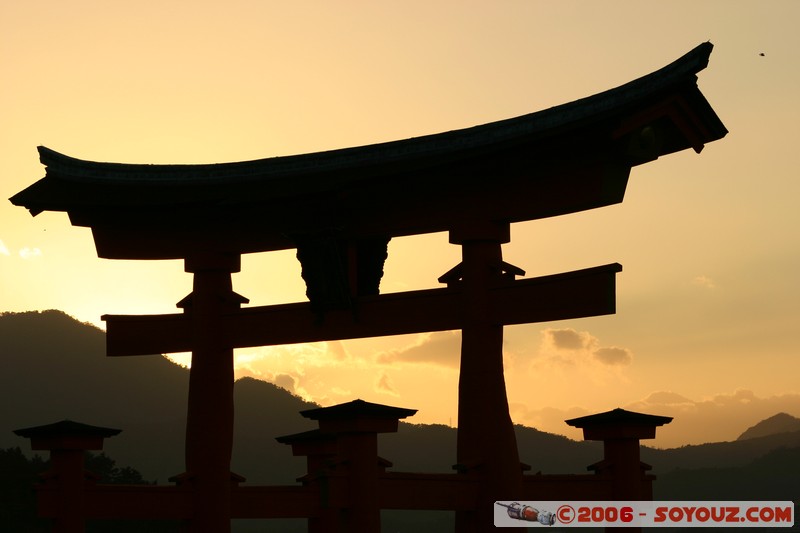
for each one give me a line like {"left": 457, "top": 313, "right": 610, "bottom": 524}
{"left": 11, "top": 42, "right": 726, "bottom": 532}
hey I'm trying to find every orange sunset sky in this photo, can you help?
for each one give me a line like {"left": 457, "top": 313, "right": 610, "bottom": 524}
{"left": 1, "top": 1, "right": 799, "bottom": 448}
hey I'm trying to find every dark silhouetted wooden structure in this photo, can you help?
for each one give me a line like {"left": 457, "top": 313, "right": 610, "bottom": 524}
{"left": 11, "top": 43, "right": 725, "bottom": 532}
{"left": 16, "top": 403, "right": 673, "bottom": 532}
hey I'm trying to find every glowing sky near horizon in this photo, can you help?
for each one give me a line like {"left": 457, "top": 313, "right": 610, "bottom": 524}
{"left": 1, "top": 1, "right": 799, "bottom": 448}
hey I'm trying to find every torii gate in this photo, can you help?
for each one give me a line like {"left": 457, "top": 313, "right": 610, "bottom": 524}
{"left": 11, "top": 43, "right": 726, "bottom": 532}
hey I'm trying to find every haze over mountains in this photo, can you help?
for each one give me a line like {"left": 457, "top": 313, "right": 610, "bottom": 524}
{"left": 1, "top": 310, "right": 798, "bottom": 508}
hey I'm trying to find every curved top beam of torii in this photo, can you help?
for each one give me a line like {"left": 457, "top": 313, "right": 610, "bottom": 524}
{"left": 10, "top": 42, "right": 726, "bottom": 260}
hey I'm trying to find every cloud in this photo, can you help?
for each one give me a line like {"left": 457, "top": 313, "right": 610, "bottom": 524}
{"left": 233, "top": 347, "right": 323, "bottom": 400}
{"left": 233, "top": 354, "right": 300, "bottom": 395}
{"left": 231, "top": 341, "right": 416, "bottom": 408}
{"left": 539, "top": 328, "right": 633, "bottom": 367}
{"left": 375, "top": 331, "right": 461, "bottom": 367}
{"left": 0, "top": 239, "right": 9, "bottom": 256}
{"left": 19, "top": 247, "right": 42, "bottom": 259}
{"left": 593, "top": 347, "right": 632, "bottom": 365}
{"left": 630, "top": 389, "right": 766, "bottom": 413}
{"left": 642, "top": 391, "right": 694, "bottom": 405}
{"left": 693, "top": 275, "right": 716, "bottom": 289}
{"left": 548, "top": 329, "right": 588, "bottom": 350}
{"left": 330, "top": 386, "right": 352, "bottom": 397}
{"left": 327, "top": 341, "right": 351, "bottom": 361}
{"left": 273, "top": 373, "right": 298, "bottom": 394}
{"left": 234, "top": 361, "right": 313, "bottom": 401}
{"left": 711, "top": 389, "right": 757, "bottom": 405}
{"left": 374, "top": 370, "right": 399, "bottom": 396}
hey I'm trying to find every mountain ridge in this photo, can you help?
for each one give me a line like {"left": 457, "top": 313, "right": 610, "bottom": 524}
{"left": 737, "top": 412, "right": 800, "bottom": 441}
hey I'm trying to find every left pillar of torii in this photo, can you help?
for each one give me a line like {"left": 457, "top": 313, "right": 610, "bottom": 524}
{"left": 175, "top": 253, "right": 246, "bottom": 533}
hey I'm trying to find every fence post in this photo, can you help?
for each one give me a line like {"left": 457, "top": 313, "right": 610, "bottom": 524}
{"left": 279, "top": 399, "right": 416, "bottom": 532}
{"left": 566, "top": 408, "right": 672, "bottom": 532}
{"left": 14, "top": 420, "right": 121, "bottom": 533}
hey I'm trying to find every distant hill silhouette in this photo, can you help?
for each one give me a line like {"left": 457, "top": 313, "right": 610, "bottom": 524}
{"left": 641, "top": 429, "right": 800, "bottom": 472}
{"left": 653, "top": 445, "right": 800, "bottom": 532}
{"left": 737, "top": 412, "right": 800, "bottom": 441}
{"left": 655, "top": 444, "right": 800, "bottom": 500}
{"left": 0, "top": 310, "right": 315, "bottom": 483}
{"left": 1, "top": 310, "right": 798, "bottom": 528}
